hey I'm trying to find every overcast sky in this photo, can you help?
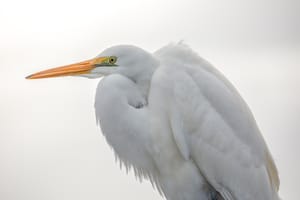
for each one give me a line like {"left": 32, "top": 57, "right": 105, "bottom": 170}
{"left": 0, "top": 0, "right": 299, "bottom": 200}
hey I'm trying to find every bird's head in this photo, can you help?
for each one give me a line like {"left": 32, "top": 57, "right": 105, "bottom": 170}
{"left": 26, "top": 45, "right": 158, "bottom": 81}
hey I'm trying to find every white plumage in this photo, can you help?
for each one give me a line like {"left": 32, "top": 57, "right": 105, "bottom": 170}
{"left": 27, "top": 43, "right": 280, "bottom": 200}
{"left": 94, "top": 44, "right": 280, "bottom": 200}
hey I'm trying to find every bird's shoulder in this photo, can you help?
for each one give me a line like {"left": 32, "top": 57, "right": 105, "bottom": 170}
{"left": 154, "top": 42, "right": 205, "bottom": 65}
{"left": 152, "top": 43, "right": 267, "bottom": 159}
{"left": 150, "top": 43, "right": 280, "bottom": 199}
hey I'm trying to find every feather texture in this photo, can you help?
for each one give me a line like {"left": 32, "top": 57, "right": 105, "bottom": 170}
{"left": 94, "top": 43, "right": 280, "bottom": 200}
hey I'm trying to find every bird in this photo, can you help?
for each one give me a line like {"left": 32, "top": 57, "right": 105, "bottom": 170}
{"left": 26, "top": 43, "right": 280, "bottom": 200}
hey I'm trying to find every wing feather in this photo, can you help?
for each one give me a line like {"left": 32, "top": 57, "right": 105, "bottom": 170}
{"left": 170, "top": 106, "right": 190, "bottom": 160}
{"left": 266, "top": 150, "right": 280, "bottom": 191}
{"left": 154, "top": 43, "right": 280, "bottom": 200}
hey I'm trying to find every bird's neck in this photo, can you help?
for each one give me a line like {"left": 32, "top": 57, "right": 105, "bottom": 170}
{"left": 133, "top": 59, "right": 159, "bottom": 100}
{"left": 135, "top": 77, "right": 153, "bottom": 100}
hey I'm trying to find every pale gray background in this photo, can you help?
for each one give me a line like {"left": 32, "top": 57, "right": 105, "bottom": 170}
{"left": 0, "top": 0, "right": 299, "bottom": 199}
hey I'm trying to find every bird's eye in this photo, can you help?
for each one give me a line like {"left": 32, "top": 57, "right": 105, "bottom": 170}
{"left": 108, "top": 56, "right": 117, "bottom": 65}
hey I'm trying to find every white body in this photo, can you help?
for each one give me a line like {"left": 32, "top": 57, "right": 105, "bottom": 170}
{"left": 94, "top": 44, "right": 280, "bottom": 200}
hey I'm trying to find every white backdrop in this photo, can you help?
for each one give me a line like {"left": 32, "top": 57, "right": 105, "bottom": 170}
{"left": 0, "top": 0, "right": 299, "bottom": 199}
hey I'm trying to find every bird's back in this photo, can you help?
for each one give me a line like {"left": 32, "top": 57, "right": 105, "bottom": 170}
{"left": 150, "top": 43, "right": 280, "bottom": 200}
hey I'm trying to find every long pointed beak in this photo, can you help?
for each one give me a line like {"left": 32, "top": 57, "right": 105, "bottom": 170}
{"left": 26, "top": 57, "right": 105, "bottom": 79}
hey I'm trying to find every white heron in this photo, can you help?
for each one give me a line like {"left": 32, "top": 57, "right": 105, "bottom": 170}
{"left": 26, "top": 43, "right": 280, "bottom": 200}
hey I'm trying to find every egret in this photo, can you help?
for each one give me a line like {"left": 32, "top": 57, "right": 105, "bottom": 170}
{"left": 26, "top": 43, "right": 280, "bottom": 200}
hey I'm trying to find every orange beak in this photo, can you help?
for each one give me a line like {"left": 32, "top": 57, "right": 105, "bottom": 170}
{"left": 26, "top": 57, "right": 107, "bottom": 79}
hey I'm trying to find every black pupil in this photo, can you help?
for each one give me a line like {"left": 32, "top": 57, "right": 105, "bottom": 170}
{"left": 110, "top": 58, "right": 114, "bottom": 63}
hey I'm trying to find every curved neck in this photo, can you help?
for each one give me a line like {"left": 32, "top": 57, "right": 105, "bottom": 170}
{"left": 95, "top": 75, "right": 146, "bottom": 129}
{"left": 94, "top": 74, "right": 155, "bottom": 173}
{"left": 127, "top": 56, "right": 159, "bottom": 100}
